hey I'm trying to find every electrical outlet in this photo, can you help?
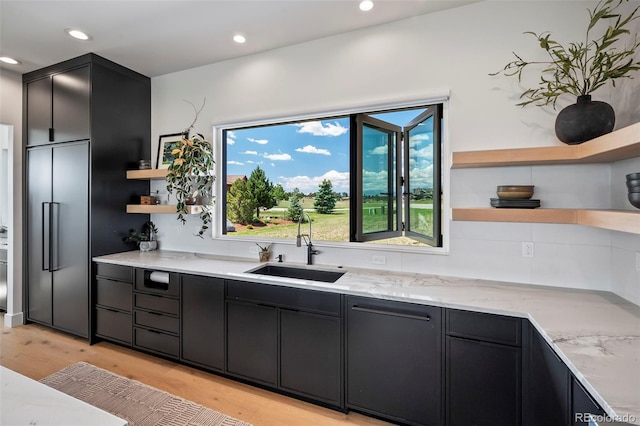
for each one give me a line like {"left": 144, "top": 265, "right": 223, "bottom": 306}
{"left": 522, "top": 242, "right": 535, "bottom": 258}
{"left": 373, "top": 255, "right": 386, "bottom": 265}
{"left": 636, "top": 252, "right": 640, "bottom": 271}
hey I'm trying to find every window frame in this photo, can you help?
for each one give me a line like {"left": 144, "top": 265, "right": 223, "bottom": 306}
{"left": 212, "top": 93, "right": 451, "bottom": 254}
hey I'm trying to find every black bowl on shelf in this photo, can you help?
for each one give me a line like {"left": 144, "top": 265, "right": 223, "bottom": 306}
{"left": 626, "top": 172, "right": 640, "bottom": 181}
{"left": 628, "top": 187, "right": 640, "bottom": 193}
{"left": 626, "top": 179, "right": 640, "bottom": 189}
{"left": 628, "top": 192, "right": 640, "bottom": 209}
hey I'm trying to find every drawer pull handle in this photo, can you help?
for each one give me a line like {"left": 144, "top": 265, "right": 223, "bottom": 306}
{"left": 352, "top": 305, "right": 430, "bottom": 321}
{"left": 144, "top": 281, "right": 169, "bottom": 291}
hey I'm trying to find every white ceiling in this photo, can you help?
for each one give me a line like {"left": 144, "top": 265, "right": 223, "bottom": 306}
{"left": 0, "top": 0, "right": 476, "bottom": 78}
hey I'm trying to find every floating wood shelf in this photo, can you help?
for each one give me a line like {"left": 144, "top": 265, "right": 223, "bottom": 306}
{"left": 451, "top": 122, "right": 640, "bottom": 168}
{"left": 452, "top": 208, "right": 640, "bottom": 234}
{"left": 126, "top": 169, "right": 168, "bottom": 180}
{"left": 126, "top": 204, "right": 203, "bottom": 214}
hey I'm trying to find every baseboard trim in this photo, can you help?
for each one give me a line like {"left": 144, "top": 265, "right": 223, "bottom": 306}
{"left": 4, "top": 312, "right": 24, "bottom": 328}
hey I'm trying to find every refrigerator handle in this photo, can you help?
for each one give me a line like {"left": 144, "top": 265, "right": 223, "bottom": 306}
{"left": 50, "top": 202, "right": 60, "bottom": 272}
{"left": 41, "top": 202, "right": 50, "bottom": 272}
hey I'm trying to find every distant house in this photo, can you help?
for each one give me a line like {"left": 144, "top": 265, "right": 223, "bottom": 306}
{"left": 226, "top": 175, "right": 247, "bottom": 192}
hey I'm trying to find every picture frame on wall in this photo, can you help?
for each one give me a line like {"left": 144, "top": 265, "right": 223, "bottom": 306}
{"left": 156, "top": 132, "right": 187, "bottom": 169}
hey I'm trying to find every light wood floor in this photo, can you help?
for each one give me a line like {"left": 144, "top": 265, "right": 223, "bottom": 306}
{"left": 0, "top": 317, "right": 391, "bottom": 426}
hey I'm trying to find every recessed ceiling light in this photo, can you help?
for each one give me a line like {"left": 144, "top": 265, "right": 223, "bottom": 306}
{"left": 65, "top": 28, "right": 92, "bottom": 41}
{"left": 233, "top": 34, "right": 246, "bottom": 44}
{"left": 0, "top": 57, "right": 21, "bottom": 65}
{"left": 359, "top": 0, "right": 374, "bottom": 11}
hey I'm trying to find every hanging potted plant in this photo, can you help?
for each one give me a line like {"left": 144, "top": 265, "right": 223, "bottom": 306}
{"left": 166, "top": 133, "right": 215, "bottom": 237}
{"left": 491, "top": 0, "right": 640, "bottom": 144}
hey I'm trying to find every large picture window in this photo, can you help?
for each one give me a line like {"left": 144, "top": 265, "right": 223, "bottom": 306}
{"left": 221, "top": 103, "right": 443, "bottom": 248}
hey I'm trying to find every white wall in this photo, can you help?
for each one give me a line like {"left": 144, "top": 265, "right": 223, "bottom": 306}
{"left": 0, "top": 68, "right": 24, "bottom": 326}
{"left": 147, "top": 1, "right": 640, "bottom": 303}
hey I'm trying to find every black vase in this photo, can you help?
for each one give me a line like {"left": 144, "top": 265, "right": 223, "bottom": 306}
{"left": 554, "top": 95, "right": 615, "bottom": 145}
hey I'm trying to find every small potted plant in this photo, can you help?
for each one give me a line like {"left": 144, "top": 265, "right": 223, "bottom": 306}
{"left": 256, "top": 242, "right": 272, "bottom": 262}
{"left": 491, "top": 0, "right": 640, "bottom": 144}
{"left": 124, "top": 221, "right": 158, "bottom": 251}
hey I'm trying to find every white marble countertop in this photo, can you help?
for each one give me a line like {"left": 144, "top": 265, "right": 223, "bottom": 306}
{"left": 94, "top": 250, "right": 640, "bottom": 424}
{"left": 0, "top": 366, "right": 127, "bottom": 426}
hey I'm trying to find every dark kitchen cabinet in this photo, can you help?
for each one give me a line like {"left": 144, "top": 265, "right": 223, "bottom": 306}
{"left": 181, "top": 275, "right": 225, "bottom": 372}
{"left": 280, "top": 308, "right": 342, "bottom": 406}
{"left": 572, "top": 376, "right": 605, "bottom": 425}
{"left": 225, "top": 280, "right": 343, "bottom": 407}
{"left": 445, "top": 309, "right": 522, "bottom": 426}
{"left": 133, "top": 269, "right": 180, "bottom": 359}
{"left": 95, "top": 263, "right": 133, "bottom": 345}
{"left": 26, "top": 66, "right": 90, "bottom": 146}
{"left": 524, "top": 326, "right": 570, "bottom": 426}
{"left": 23, "top": 53, "right": 150, "bottom": 339}
{"left": 346, "top": 296, "right": 442, "bottom": 426}
{"left": 226, "top": 299, "right": 278, "bottom": 385}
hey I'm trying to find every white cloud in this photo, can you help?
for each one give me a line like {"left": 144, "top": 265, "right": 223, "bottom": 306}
{"left": 295, "top": 145, "right": 331, "bottom": 156}
{"left": 408, "top": 133, "right": 430, "bottom": 148}
{"left": 248, "top": 137, "right": 268, "bottom": 145}
{"left": 228, "top": 160, "right": 244, "bottom": 165}
{"left": 409, "top": 143, "right": 434, "bottom": 160}
{"left": 242, "top": 150, "right": 258, "bottom": 155}
{"left": 264, "top": 153, "right": 292, "bottom": 161}
{"left": 227, "top": 131, "right": 236, "bottom": 145}
{"left": 278, "top": 170, "right": 349, "bottom": 193}
{"left": 293, "top": 121, "right": 348, "bottom": 137}
{"left": 370, "top": 145, "right": 389, "bottom": 155}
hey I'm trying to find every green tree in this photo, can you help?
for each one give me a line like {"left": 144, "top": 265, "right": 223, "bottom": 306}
{"left": 227, "top": 178, "right": 255, "bottom": 224}
{"left": 246, "top": 166, "right": 276, "bottom": 218}
{"left": 314, "top": 179, "right": 336, "bottom": 214}
{"left": 287, "top": 192, "right": 304, "bottom": 222}
{"left": 272, "top": 184, "right": 287, "bottom": 202}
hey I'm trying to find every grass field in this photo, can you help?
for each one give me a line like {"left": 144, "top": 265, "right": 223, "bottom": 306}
{"left": 228, "top": 197, "right": 433, "bottom": 246}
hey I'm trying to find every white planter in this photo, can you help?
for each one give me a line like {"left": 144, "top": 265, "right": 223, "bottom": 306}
{"left": 139, "top": 241, "right": 158, "bottom": 252}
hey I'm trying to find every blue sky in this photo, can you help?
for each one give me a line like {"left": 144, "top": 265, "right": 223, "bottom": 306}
{"left": 225, "top": 108, "right": 433, "bottom": 195}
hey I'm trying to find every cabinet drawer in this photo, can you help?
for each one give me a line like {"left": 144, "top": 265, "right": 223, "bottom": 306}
{"left": 227, "top": 280, "right": 341, "bottom": 315}
{"left": 134, "top": 327, "right": 179, "bottom": 358}
{"left": 134, "top": 293, "right": 179, "bottom": 316}
{"left": 135, "top": 269, "right": 179, "bottom": 297}
{"left": 134, "top": 310, "right": 179, "bottom": 335}
{"left": 96, "top": 263, "right": 133, "bottom": 283}
{"left": 96, "top": 279, "right": 132, "bottom": 312}
{"left": 96, "top": 308, "right": 132, "bottom": 345}
{"left": 446, "top": 309, "right": 521, "bottom": 346}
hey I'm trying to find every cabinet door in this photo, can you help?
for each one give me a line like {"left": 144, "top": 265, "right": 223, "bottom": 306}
{"left": 51, "top": 142, "right": 89, "bottom": 336}
{"left": 347, "top": 296, "right": 442, "bottom": 426}
{"left": 572, "top": 377, "right": 604, "bottom": 425}
{"left": 181, "top": 275, "right": 225, "bottom": 371}
{"left": 525, "top": 329, "right": 570, "bottom": 426}
{"left": 446, "top": 336, "right": 521, "bottom": 426}
{"left": 51, "top": 66, "right": 90, "bottom": 143}
{"left": 26, "top": 147, "right": 53, "bottom": 324}
{"left": 26, "top": 77, "right": 52, "bottom": 146}
{"left": 280, "top": 309, "right": 342, "bottom": 406}
{"left": 226, "top": 300, "right": 277, "bottom": 385}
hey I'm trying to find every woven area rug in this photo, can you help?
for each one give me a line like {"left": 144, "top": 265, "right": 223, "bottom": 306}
{"left": 40, "top": 362, "right": 252, "bottom": 426}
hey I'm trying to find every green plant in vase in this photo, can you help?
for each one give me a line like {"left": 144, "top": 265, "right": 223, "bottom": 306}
{"left": 123, "top": 221, "right": 159, "bottom": 251}
{"left": 491, "top": 0, "right": 640, "bottom": 144}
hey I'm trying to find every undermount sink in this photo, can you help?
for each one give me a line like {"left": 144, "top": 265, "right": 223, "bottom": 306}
{"left": 247, "top": 264, "right": 345, "bottom": 283}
